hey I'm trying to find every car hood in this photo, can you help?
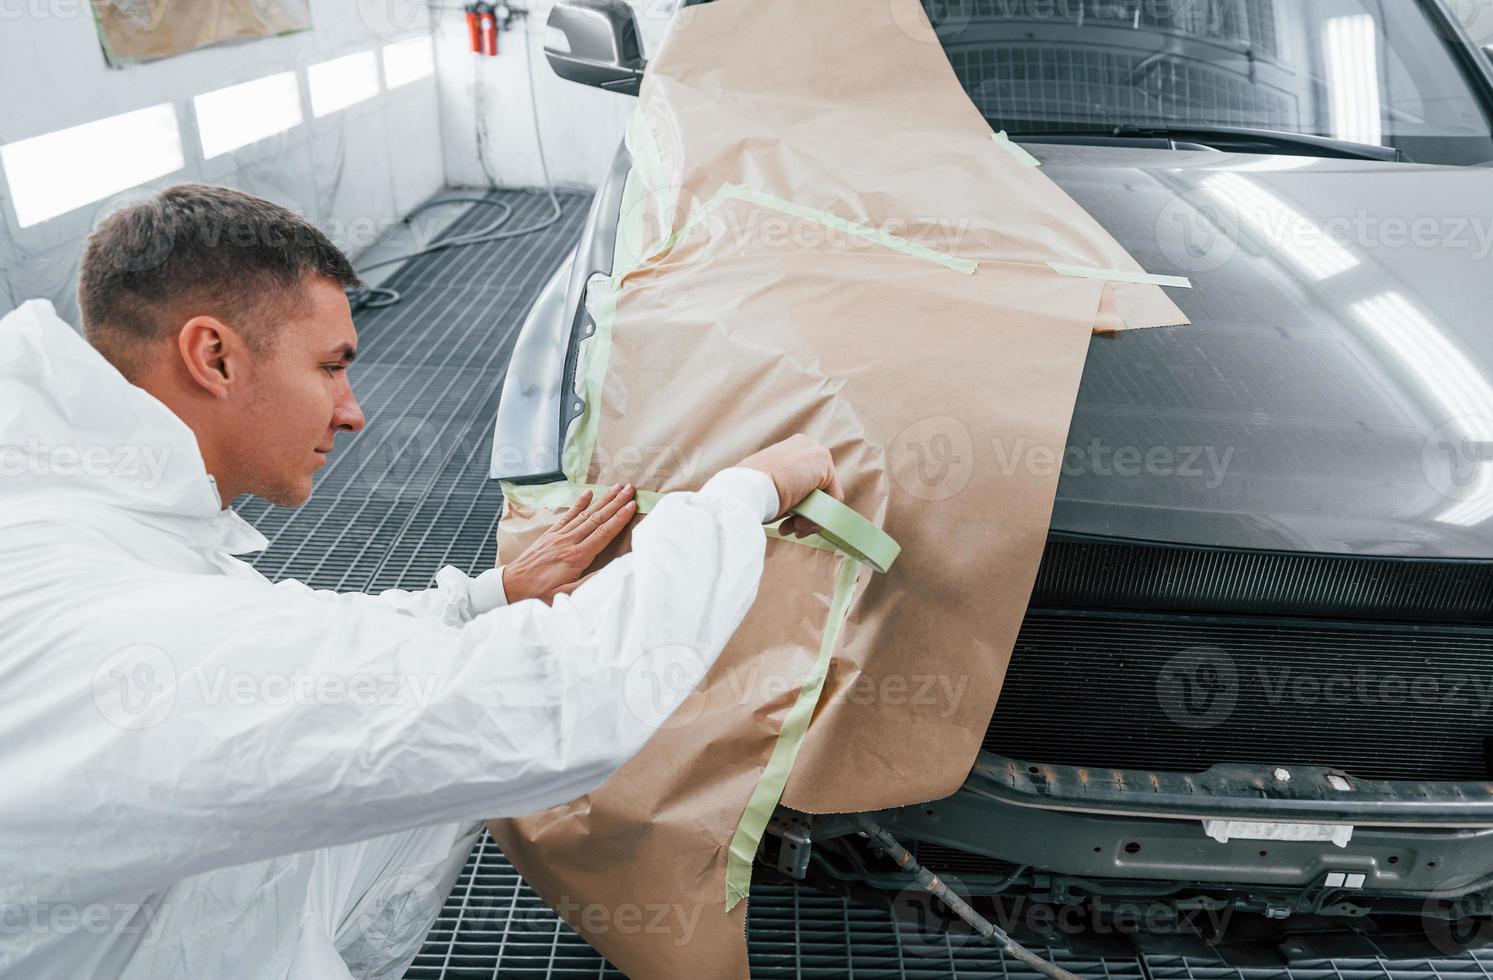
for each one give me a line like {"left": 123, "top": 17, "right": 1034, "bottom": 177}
{"left": 1038, "top": 143, "right": 1493, "bottom": 558}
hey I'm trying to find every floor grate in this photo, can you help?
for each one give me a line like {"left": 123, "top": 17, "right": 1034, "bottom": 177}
{"left": 236, "top": 189, "right": 1493, "bottom": 980}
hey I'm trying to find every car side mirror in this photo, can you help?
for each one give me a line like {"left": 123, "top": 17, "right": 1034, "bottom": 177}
{"left": 544, "top": 0, "right": 646, "bottom": 96}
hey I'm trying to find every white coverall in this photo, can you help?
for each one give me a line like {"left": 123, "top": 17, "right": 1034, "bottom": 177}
{"left": 0, "top": 300, "right": 779, "bottom": 979}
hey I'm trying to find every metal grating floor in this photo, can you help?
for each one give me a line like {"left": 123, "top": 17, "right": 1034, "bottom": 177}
{"left": 237, "top": 190, "right": 1493, "bottom": 980}
{"left": 403, "top": 833, "right": 1150, "bottom": 980}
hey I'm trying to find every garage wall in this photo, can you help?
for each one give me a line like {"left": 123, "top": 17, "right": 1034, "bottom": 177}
{"left": 0, "top": 0, "right": 445, "bottom": 322}
{"left": 434, "top": 0, "right": 676, "bottom": 191}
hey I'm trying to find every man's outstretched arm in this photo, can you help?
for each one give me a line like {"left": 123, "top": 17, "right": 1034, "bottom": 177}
{"left": 7, "top": 438, "right": 839, "bottom": 908}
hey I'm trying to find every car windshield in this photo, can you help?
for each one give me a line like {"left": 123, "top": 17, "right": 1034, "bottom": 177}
{"left": 927, "top": 0, "right": 1493, "bottom": 165}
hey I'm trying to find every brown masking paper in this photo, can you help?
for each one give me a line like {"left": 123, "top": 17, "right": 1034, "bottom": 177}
{"left": 489, "top": 0, "right": 1188, "bottom": 976}
{"left": 91, "top": 0, "right": 310, "bottom": 64}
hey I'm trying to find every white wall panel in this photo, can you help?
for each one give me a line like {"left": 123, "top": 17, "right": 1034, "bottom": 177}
{"left": 0, "top": 0, "right": 445, "bottom": 321}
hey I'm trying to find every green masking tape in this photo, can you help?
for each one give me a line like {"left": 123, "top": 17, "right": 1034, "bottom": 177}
{"left": 991, "top": 130, "right": 1042, "bottom": 167}
{"left": 787, "top": 490, "right": 900, "bottom": 574}
{"left": 1047, "top": 261, "right": 1192, "bottom": 289}
{"left": 724, "top": 553, "right": 863, "bottom": 911}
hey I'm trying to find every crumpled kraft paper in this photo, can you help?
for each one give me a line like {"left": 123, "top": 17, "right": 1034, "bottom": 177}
{"left": 488, "top": 0, "right": 1188, "bottom": 975}
{"left": 90, "top": 0, "right": 311, "bottom": 64}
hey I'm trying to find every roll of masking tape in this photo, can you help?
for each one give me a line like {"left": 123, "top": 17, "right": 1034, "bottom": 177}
{"left": 787, "top": 490, "right": 901, "bottom": 573}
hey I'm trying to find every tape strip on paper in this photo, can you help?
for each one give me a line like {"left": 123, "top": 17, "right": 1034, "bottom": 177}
{"left": 724, "top": 554, "right": 863, "bottom": 910}
{"left": 610, "top": 166, "right": 652, "bottom": 278}
{"left": 623, "top": 110, "right": 675, "bottom": 267}
{"left": 651, "top": 183, "right": 978, "bottom": 276}
{"left": 563, "top": 166, "right": 650, "bottom": 483}
{"left": 1048, "top": 262, "right": 1192, "bottom": 289}
{"left": 563, "top": 275, "right": 619, "bottom": 484}
{"left": 723, "top": 185, "right": 978, "bottom": 275}
{"left": 991, "top": 131, "right": 1041, "bottom": 167}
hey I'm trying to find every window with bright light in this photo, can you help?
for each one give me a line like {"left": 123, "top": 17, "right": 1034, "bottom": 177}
{"left": 194, "top": 71, "right": 303, "bottom": 159}
{"left": 925, "top": 0, "right": 1493, "bottom": 165}
{"left": 308, "top": 50, "right": 381, "bottom": 118}
{"left": 0, "top": 104, "right": 184, "bottom": 229}
{"left": 1324, "top": 15, "right": 1383, "bottom": 147}
{"left": 382, "top": 35, "right": 435, "bottom": 89}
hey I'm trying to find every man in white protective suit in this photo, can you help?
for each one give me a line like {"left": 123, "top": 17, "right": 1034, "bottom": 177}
{"left": 0, "top": 184, "right": 843, "bottom": 979}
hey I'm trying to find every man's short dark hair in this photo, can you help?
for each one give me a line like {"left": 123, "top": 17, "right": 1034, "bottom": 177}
{"left": 79, "top": 184, "right": 361, "bottom": 377}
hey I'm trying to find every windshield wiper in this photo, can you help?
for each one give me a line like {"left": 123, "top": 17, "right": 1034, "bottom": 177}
{"left": 1009, "top": 124, "right": 1403, "bottom": 162}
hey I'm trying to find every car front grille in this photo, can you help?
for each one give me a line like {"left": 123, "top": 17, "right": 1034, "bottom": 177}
{"left": 985, "top": 540, "right": 1493, "bottom": 783}
{"left": 987, "top": 615, "right": 1493, "bottom": 781}
{"left": 1031, "top": 537, "right": 1493, "bottom": 624}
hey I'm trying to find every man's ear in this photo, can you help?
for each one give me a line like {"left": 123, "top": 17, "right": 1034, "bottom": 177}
{"left": 176, "top": 316, "right": 247, "bottom": 399}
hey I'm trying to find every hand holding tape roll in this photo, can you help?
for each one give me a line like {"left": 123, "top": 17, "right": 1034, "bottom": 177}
{"left": 786, "top": 490, "right": 900, "bottom": 573}
{"left": 737, "top": 435, "right": 900, "bottom": 572}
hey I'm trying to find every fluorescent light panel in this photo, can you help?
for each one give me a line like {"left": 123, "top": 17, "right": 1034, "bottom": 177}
{"left": 308, "top": 50, "right": 381, "bottom": 118}
{"left": 383, "top": 35, "right": 435, "bottom": 89}
{"left": 1352, "top": 292, "right": 1493, "bottom": 425}
{"left": 1352, "top": 291, "right": 1493, "bottom": 527}
{"left": 194, "top": 71, "right": 303, "bottom": 159}
{"left": 1204, "top": 173, "right": 1359, "bottom": 281}
{"left": 0, "top": 103, "right": 184, "bottom": 228}
{"left": 1324, "top": 14, "right": 1383, "bottom": 147}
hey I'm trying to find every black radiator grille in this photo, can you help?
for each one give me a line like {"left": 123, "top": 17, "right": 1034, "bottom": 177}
{"left": 986, "top": 614, "right": 1493, "bottom": 782}
{"left": 911, "top": 841, "right": 1022, "bottom": 879}
{"left": 1031, "top": 538, "right": 1493, "bottom": 625}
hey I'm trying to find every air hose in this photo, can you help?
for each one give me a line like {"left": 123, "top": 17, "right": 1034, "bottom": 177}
{"left": 852, "top": 815, "right": 1082, "bottom": 980}
{"left": 348, "top": 18, "right": 563, "bottom": 311}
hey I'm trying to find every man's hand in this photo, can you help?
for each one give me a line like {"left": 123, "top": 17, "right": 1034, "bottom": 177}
{"left": 737, "top": 434, "right": 844, "bottom": 538}
{"left": 502, "top": 484, "right": 638, "bottom": 603}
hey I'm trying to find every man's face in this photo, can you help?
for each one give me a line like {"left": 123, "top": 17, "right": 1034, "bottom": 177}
{"left": 239, "top": 277, "right": 365, "bottom": 506}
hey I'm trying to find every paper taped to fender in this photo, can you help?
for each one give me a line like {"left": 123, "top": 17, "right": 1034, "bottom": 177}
{"left": 488, "top": 0, "right": 1188, "bottom": 975}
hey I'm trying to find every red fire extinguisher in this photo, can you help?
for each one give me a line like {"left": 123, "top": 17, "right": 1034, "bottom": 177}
{"left": 465, "top": 4, "right": 480, "bottom": 52}
{"left": 479, "top": 2, "right": 498, "bottom": 56}
{"left": 465, "top": 3, "right": 498, "bottom": 56}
